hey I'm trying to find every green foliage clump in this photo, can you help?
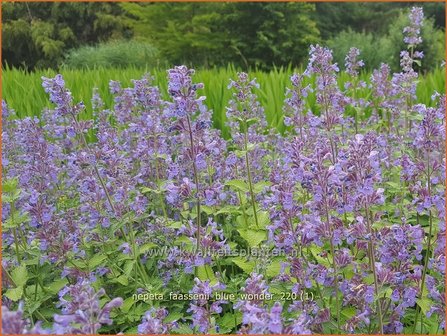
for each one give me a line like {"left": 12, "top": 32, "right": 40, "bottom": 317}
{"left": 63, "top": 40, "right": 161, "bottom": 69}
{"left": 2, "top": 2, "right": 130, "bottom": 70}
{"left": 327, "top": 10, "right": 445, "bottom": 72}
{"left": 327, "top": 29, "right": 394, "bottom": 72}
{"left": 121, "top": 2, "right": 320, "bottom": 70}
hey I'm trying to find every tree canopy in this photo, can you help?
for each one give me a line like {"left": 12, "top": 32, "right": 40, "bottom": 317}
{"left": 2, "top": 2, "right": 445, "bottom": 71}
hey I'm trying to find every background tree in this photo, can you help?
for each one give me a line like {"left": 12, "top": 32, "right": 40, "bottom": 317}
{"left": 315, "top": 2, "right": 445, "bottom": 39}
{"left": 120, "top": 2, "right": 321, "bottom": 70}
{"left": 2, "top": 2, "right": 444, "bottom": 71}
{"left": 2, "top": 2, "right": 131, "bottom": 69}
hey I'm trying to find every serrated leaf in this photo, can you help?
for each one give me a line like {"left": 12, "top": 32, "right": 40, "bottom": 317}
{"left": 2, "top": 178, "right": 18, "bottom": 193}
{"left": 266, "top": 259, "right": 284, "bottom": 278}
{"left": 121, "top": 297, "right": 135, "bottom": 313}
{"left": 141, "top": 187, "right": 160, "bottom": 194}
{"left": 196, "top": 265, "right": 217, "bottom": 284}
{"left": 125, "top": 326, "right": 139, "bottom": 334}
{"left": 27, "top": 300, "right": 43, "bottom": 314}
{"left": 232, "top": 257, "right": 256, "bottom": 274}
{"left": 257, "top": 211, "right": 270, "bottom": 229}
{"left": 89, "top": 254, "right": 107, "bottom": 269}
{"left": 172, "top": 323, "right": 194, "bottom": 334}
{"left": 5, "top": 286, "right": 23, "bottom": 301}
{"left": 417, "top": 298, "right": 432, "bottom": 315}
{"left": 164, "top": 311, "right": 183, "bottom": 323}
{"left": 115, "top": 275, "right": 129, "bottom": 286}
{"left": 341, "top": 307, "right": 357, "bottom": 319}
{"left": 218, "top": 312, "right": 243, "bottom": 333}
{"left": 237, "top": 229, "right": 266, "bottom": 247}
{"left": 385, "top": 181, "right": 400, "bottom": 190}
{"left": 201, "top": 205, "right": 214, "bottom": 215}
{"left": 11, "top": 265, "right": 28, "bottom": 287}
{"left": 139, "top": 243, "right": 158, "bottom": 255}
{"left": 226, "top": 179, "right": 249, "bottom": 192}
{"left": 2, "top": 189, "right": 21, "bottom": 203}
{"left": 124, "top": 260, "right": 136, "bottom": 276}
{"left": 3, "top": 212, "right": 30, "bottom": 229}
{"left": 364, "top": 274, "right": 375, "bottom": 285}
{"left": 234, "top": 150, "right": 247, "bottom": 158}
{"left": 253, "top": 181, "right": 271, "bottom": 194}
{"left": 309, "top": 247, "right": 331, "bottom": 268}
{"left": 47, "top": 278, "right": 68, "bottom": 295}
{"left": 167, "top": 221, "right": 182, "bottom": 229}
{"left": 215, "top": 205, "right": 240, "bottom": 215}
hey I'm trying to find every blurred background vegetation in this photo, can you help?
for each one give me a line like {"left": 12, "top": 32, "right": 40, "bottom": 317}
{"left": 2, "top": 2, "right": 445, "bottom": 72}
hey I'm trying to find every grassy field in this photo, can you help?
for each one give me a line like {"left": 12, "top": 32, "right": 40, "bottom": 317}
{"left": 3, "top": 66, "right": 445, "bottom": 136}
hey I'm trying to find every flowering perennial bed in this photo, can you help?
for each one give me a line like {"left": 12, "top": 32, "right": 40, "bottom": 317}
{"left": 2, "top": 7, "right": 445, "bottom": 335}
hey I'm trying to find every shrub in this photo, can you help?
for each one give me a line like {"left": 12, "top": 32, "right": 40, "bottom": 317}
{"left": 328, "top": 9, "right": 445, "bottom": 72}
{"left": 327, "top": 29, "right": 395, "bottom": 71}
{"left": 63, "top": 39, "right": 161, "bottom": 69}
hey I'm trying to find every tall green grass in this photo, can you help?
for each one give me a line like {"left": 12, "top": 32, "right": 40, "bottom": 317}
{"left": 3, "top": 66, "right": 445, "bottom": 136}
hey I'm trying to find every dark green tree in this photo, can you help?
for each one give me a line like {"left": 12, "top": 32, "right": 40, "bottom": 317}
{"left": 2, "top": 2, "right": 131, "bottom": 69}
{"left": 122, "top": 2, "right": 320, "bottom": 70}
{"left": 315, "top": 2, "right": 445, "bottom": 40}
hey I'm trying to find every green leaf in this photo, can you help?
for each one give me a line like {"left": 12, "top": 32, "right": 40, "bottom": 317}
{"left": 164, "top": 311, "right": 183, "bottom": 323}
{"left": 413, "top": 59, "right": 422, "bottom": 67}
{"left": 167, "top": 221, "right": 183, "bottom": 229}
{"left": 218, "top": 312, "right": 243, "bottom": 333}
{"left": 124, "top": 327, "right": 139, "bottom": 334}
{"left": 89, "top": 254, "right": 107, "bottom": 269}
{"left": 11, "top": 265, "right": 28, "bottom": 287}
{"left": 341, "top": 307, "right": 357, "bottom": 319}
{"left": 215, "top": 205, "right": 240, "bottom": 215}
{"left": 416, "top": 298, "right": 432, "bottom": 316}
{"left": 3, "top": 212, "right": 30, "bottom": 229}
{"left": 237, "top": 229, "right": 266, "bottom": 247}
{"left": 2, "top": 189, "right": 21, "bottom": 203}
{"left": 253, "top": 181, "right": 271, "bottom": 194}
{"left": 234, "top": 150, "right": 247, "bottom": 158}
{"left": 47, "top": 278, "right": 68, "bottom": 295}
{"left": 139, "top": 243, "right": 158, "bottom": 255}
{"left": 409, "top": 113, "right": 424, "bottom": 121}
{"left": 5, "top": 286, "right": 24, "bottom": 301}
{"left": 115, "top": 275, "right": 129, "bottom": 286}
{"left": 124, "top": 260, "right": 136, "bottom": 276}
{"left": 309, "top": 246, "right": 331, "bottom": 268}
{"left": 172, "top": 323, "right": 194, "bottom": 334}
{"left": 232, "top": 257, "right": 256, "bottom": 274}
{"left": 196, "top": 265, "right": 217, "bottom": 284}
{"left": 27, "top": 300, "right": 43, "bottom": 314}
{"left": 226, "top": 179, "right": 249, "bottom": 192}
{"left": 121, "top": 297, "right": 135, "bottom": 313}
{"left": 201, "top": 205, "right": 214, "bottom": 215}
{"left": 364, "top": 274, "right": 375, "bottom": 285}
{"left": 246, "top": 143, "right": 256, "bottom": 151}
{"left": 141, "top": 187, "right": 161, "bottom": 194}
{"left": 257, "top": 211, "right": 270, "bottom": 229}
{"left": 385, "top": 181, "right": 400, "bottom": 190}
{"left": 342, "top": 265, "right": 355, "bottom": 280}
{"left": 2, "top": 178, "right": 19, "bottom": 193}
{"left": 266, "top": 259, "right": 284, "bottom": 278}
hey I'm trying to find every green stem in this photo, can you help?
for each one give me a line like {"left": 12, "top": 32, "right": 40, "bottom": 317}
{"left": 365, "top": 207, "right": 384, "bottom": 334}
{"left": 243, "top": 127, "right": 259, "bottom": 229}
{"left": 153, "top": 135, "right": 169, "bottom": 223}
{"left": 413, "top": 152, "right": 433, "bottom": 333}
{"left": 324, "top": 199, "right": 340, "bottom": 333}
{"left": 186, "top": 115, "right": 202, "bottom": 249}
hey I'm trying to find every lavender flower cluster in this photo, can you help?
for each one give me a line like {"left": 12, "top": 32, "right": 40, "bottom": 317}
{"left": 2, "top": 7, "right": 445, "bottom": 335}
